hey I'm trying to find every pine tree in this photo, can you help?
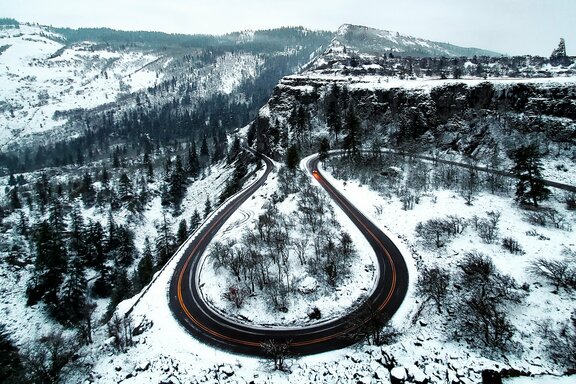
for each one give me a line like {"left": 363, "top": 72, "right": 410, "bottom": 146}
{"left": 155, "top": 213, "right": 175, "bottom": 268}
{"left": 200, "top": 135, "right": 210, "bottom": 160}
{"left": 286, "top": 145, "right": 300, "bottom": 170}
{"left": 511, "top": 144, "right": 550, "bottom": 207}
{"left": 17, "top": 211, "right": 29, "bottom": 239}
{"left": 318, "top": 137, "right": 330, "bottom": 161}
{"left": 107, "top": 267, "right": 132, "bottom": 317}
{"left": 27, "top": 219, "right": 67, "bottom": 306}
{"left": 68, "top": 203, "right": 86, "bottom": 258}
{"left": 9, "top": 187, "right": 21, "bottom": 210}
{"left": 85, "top": 220, "right": 105, "bottom": 268}
{"left": 118, "top": 173, "right": 133, "bottom": 202}
{"left": 343, "top": 106, "right": 361, "bottom": 157}
{"left": 186, "top": 141, "right": 200, "bottom": 178}
{"left": 189, "top": 209, "right": 202, "bottom": 235}
{"left": 136, "top": 238, "right": 155, "bottom": 290}
{"left": 0, "top": 324, "right": 25, "bottom": 384}
{"left": 168, "top": 155, "right": 186, "bottom": 206}
{"left": 114, "top": 226, "right": 137, "bottom": 267}
{"left": 57, "top": 254, "right": 87, "bottom": 326}
{"left": 81, "top": 171, "right": 96, "bottom": 207}
{"left": 204, "top": 196, "right": 212, "bottom": 219}
{"left": 177, "top": 219, "right": 188, "bottom": 245}
{"left": 326, "top": 84, "right": 342, "bottom": 144}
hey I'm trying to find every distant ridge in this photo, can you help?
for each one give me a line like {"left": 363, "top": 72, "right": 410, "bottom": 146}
{"left": 330, "top": 24, "right": 501, "bottom": 58}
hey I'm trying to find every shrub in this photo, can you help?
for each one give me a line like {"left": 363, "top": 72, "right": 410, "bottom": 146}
{"left": 502, "top": 237, "right": 524, "bottom": 255}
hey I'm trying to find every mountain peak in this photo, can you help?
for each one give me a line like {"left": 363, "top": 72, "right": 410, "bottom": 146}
{"left": 330, "top": 23, "right": 499, "bottom": 58}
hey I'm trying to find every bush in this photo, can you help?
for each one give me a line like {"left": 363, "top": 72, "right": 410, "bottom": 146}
{"left": 415, "top": 218, "right": 457, "bottom": 248}
{"left": 502, "top": 237, "right": 524, "bottom": 255}
{"left": 528, "top": 255, "right": 576, "bottom": 292}
{"left": 452, "top": 251, "right": 523, "bottom": 352}
{"left": 476, "top": 211, "right": 500, "bottom": 244}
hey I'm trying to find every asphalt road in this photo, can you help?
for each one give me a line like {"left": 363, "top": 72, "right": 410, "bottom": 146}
{"left": 169, "top": 153, "right": 409, "bottom": 356}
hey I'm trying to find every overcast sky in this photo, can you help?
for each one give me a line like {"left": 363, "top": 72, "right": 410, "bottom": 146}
{"left": 2, "top": 0, "right": 574, "bottom": 56}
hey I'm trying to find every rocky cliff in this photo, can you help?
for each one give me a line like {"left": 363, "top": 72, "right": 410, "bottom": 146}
{"left": 249, "top": 25, "right": 576, "bottom": 164}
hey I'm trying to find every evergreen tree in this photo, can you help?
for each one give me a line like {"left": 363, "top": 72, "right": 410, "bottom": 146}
{"left": 57, "top": 254, "right": 87, "bottom": 326}
{"left": 228, "top": 136, "right": 242, "bottom": 163}
{"left": 186, "top": 141, "right": 200, "bottom": 178}
{"left": 9, "top": 187, "right": 21, "bottom": 210}
{"left": 136, "top": 238, "right": 155, "bottom": 290}
{"left": 326, "top": 84, "right": 342, "bottom": 144}
{"left": 34, "top": 173, "right": 50, "bottom": 214}
{"left": 318, "top": 137, "right": 330, "bottom": 161}
{"left": 92, "top": 265, "right": 114, "bottom": 298}
{"left": 114, "top": 226, "right": 137, "bottom": 267}
{"left": 27, "top": 219, "right": 67, "bottom": 306}
{"left": 0, "top": 324, "right": 25, "bottom": 384}
{"left": 204, "top": 196, "right": 212, "bottom": 219}
{"left": 118, "top": 173, "right": 133, "bottom": 202}
{"left": 155, "top": 213, "right": 176, "bottom": 268}
{"left": 80, "top": 172, "right": 96, "bottom": 207}
{"left": 177, "top": 219, "right": 188, "bottom": 245}
{"left": 68, "top": 203, "right": 86, "bottom": 258}
{"left": 85, "top": 220, "right": 105, "bottom": 268}
{"left": 168, "top": 155, "right": 186, "bottom": 206}
{"left": 107, "top": 267, "right": 132, "bottom": 317}
{"left": 286, "top": 145, "right": 300, "bottom": 170}
{"left": 511, "top": 144, "right": 550, "bottom": 207}
{"left": 200, "top": 135, "right": 210, "bottom": 160}
{"left": 189, "top": 209, "right": 202, "bottom": 235}
{"left": 17, "top": 211, "right": 29, "bottom": 239}
{"left": 343, "top": 106, "right": 361, "bottom": 157}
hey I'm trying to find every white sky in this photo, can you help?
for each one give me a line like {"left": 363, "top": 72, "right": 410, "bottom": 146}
{"left": 2, "top": 0, "right": 574, "bottom": 56}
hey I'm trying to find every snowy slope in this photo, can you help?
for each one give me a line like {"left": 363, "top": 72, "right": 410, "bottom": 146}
{"left": 334, "top": 24, "right": 500, "bottom": 57}
{"left": 0, "top": 23, "right": 165, "bottom": 148}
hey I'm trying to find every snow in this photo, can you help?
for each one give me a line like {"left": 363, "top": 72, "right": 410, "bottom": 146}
{"left": 284, "top": 73, "right": 576, "bottom": 93}
{"left": 0, "top": 24, "right": 164, "bottom": 148}
{"left": 505, "top": 376, "right": 576, "bottom": 384}
{"left": 197, "top": 158, "right": 378, "bottom": 327}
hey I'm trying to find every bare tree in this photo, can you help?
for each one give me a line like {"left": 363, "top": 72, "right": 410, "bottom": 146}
{"left": 21, "top": 329, "right": 82, "bottom": 384}
{"left": 415, "top": 218, "right": 454, "bottom": 248}
{"left": 294, "top": 237, "right": 309, "bottom": 266}
{"left": 223, "top": 286, "right": 250, "bottom": 309}
{"left": 547, "top": 311, "right": 576, "bottom": 370}
{"left": 346, "top": 304, "right": 400, "bottom": 346}
{"left": 528, "top": 256, "right": 576, "bottom": 292}
{"left": 416, "top": 265, "right": 450, "bottom": 313}
{"left": 453, "top": 251, "right": 522, "bottom": 352}
{"left": 460, "top": 166, "right": 479, "bottom": 205}
{"left": 261, "top": 339, "right": 292, "bottom": 371}
{"left": 107, "top": 313, "right": 133, "bottom": 352}
{"left": 476, "top": 211, "right": 500, "bottom": 244}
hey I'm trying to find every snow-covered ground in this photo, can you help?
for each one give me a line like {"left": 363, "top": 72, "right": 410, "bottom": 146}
{"left": 77, "top": 153, "right": 575, "bottom": 383}
{"left": 198, "top": 157, "right": 379, "bottom": 327}
{"left": 0, "top": 24, "right": 164, "bottom": 147}
{"left": 284, "top": 73, "right": 576, "bottom": 92}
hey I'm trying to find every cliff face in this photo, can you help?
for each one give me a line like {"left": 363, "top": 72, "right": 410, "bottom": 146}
{"left": 249, "top": 26, "right": 576, "bottom": 162}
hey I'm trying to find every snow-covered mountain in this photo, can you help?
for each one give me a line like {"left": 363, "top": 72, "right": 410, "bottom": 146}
{"left": 0, "top": 23, "right": 168, "bottom": 148}
{"left": 333, "top": 23, "right": 499, "bottom": 57}
{"left": 1, "top": 19, "right": 575, "bottom": 384}
{"left": 252, "top": 25, "right": 576, "bottom": 184}
{"left": 0, "top": 22, "right": 331, "bottom": 153}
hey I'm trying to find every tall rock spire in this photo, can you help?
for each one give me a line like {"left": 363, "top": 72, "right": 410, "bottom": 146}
{"left": 550, "top": 38, "right": 567, "bottom": 59}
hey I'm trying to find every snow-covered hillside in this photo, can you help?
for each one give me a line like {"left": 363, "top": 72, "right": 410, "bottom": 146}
{"left": 0, "top": 23, "right": 165, "bottom": 148}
